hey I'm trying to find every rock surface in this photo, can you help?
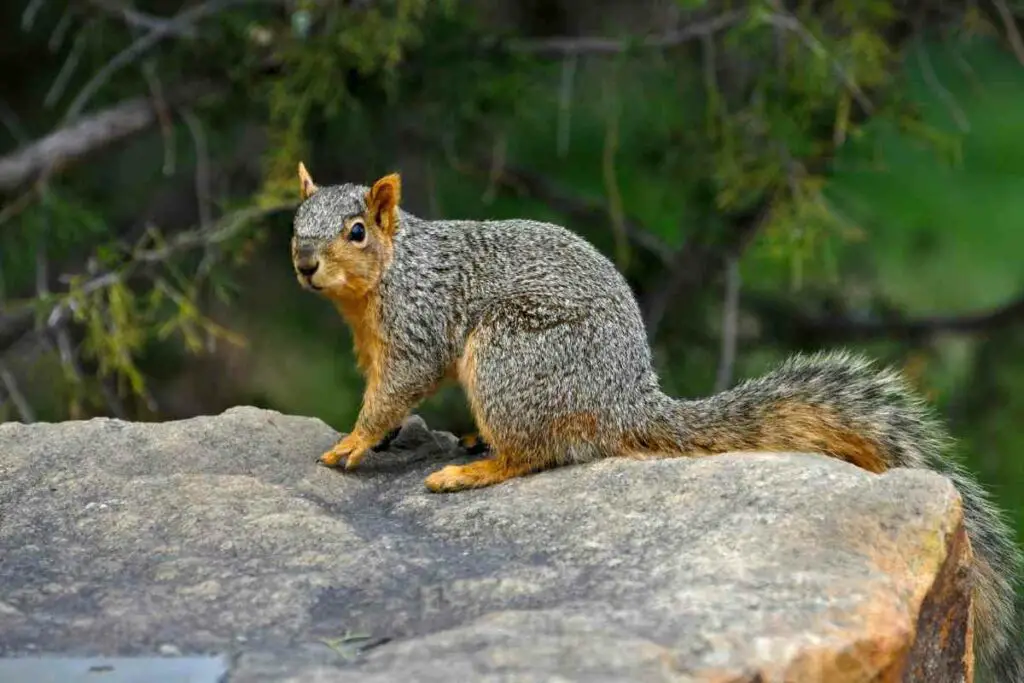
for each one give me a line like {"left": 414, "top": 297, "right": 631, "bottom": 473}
{"left": 0, "top": 406, "right": 973, "bottom": 682}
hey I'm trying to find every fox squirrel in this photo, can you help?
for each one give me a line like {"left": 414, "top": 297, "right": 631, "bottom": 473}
{"left": 291, "top": 165, "right": 1023, "bottom": 681}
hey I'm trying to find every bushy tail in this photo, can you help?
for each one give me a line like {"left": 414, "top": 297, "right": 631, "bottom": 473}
{"left": 641, "top": 351, "right": 1024, "bottom": 680}
{"left": 938, "top": 453, "right": 1024, "bottom": 682}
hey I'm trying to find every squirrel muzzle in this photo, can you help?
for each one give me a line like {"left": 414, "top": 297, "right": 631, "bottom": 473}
{"left": 292, "top": 241, "right": 323, "bottom": 291}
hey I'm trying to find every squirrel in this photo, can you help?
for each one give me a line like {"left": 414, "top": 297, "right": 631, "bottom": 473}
{"left": 290, "top": 164, "right": 1023, "bottom": 681}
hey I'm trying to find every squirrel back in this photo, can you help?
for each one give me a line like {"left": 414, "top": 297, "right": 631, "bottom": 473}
{"left": 291, "top": 168, "right": 1023, "bottom": 681}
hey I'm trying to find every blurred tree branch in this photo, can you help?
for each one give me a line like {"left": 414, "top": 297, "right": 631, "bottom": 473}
{"left": 759, "top": 8, "right": 874, "bottom": 114}
{"left": 0, "top": 202, "right": 294, "bottom": 400}
{"left": 0, "top": 82, "right": 221, "bottom": 194}
{"left": 81, "top": 0, "right": 198, "bottom": 38}
{"left": 63, "top": 0, "right": 282, "bottom": 121}
{"left": 714, "top": 256, "right": 741, "bottom": 392}
{"left": 642, "top": 203, "right": 768, "bottom": 338}
{"left": 0, "top": 359, "right": 34, "bottom": 422}
{"left": 748, "top": 291, "right": 1024, "bottom": 344}
{"left": 992, "top": 0, "right": 1024, "bottom": 65}
{"left": 505, "top": 10, "right": 744, "bottom": 56}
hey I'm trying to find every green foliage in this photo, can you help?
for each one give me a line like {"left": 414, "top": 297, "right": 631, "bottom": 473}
{"left": 255, "top": 0, "right": 438, "bottom": 206}
{"left": 453, "top": 1, "right": 924, "bottom": 287}
{"left": 825, "top": 36, "right": 1024, "bottom": 312}
{"left": 4, "top": 0, "right": 1024, "bottom": 544}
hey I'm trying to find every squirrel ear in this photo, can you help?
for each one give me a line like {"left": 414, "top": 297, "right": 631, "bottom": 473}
{"left": 366, "top": 173, "right": 401, "bottom": 235}
{"left": 298, "top": 161, "right": 319, "bottom": 200}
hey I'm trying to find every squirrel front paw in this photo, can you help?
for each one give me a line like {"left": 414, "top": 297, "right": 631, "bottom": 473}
{"left": 318, "top": 432, "right": 374, "bottom": 470}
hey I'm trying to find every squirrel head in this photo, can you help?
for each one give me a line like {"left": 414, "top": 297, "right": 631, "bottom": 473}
{"left": 290, "top": 162, "right": 401, "bottom": 301}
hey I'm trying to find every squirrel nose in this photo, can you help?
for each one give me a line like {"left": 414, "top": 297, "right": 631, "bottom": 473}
{"left": 296, "top": 258, "right": 319, "bottom": 278}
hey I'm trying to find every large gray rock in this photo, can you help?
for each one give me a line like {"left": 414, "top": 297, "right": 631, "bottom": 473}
{"left": 0, "top": 407, "right": 972, "bottom": 682}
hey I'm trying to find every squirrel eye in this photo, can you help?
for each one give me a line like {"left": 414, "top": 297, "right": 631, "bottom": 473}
{"left": 348, "top": 220, "right": 366, "bottom": 243}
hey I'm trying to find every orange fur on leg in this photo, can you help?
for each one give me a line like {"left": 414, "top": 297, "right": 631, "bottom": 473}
{"left": 424, "top": 454, "right": 535, "bottom": 493}
{"left": 320, "top": 367, "right": 422, "bottom": 471}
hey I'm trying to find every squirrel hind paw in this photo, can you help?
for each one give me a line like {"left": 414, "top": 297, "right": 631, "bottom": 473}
{"left": 424, "top": 464, "right": 481, "bottom": 493}
{"left": 424, "top": 457, "right": 531, "bottom": 493}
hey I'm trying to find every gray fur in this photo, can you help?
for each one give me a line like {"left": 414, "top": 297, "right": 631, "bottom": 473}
{"left": 293, "top": 183, "right": 370, "bottom": 242}
{"left": 294, "top": 182, "right": 1023, "bottom": 680}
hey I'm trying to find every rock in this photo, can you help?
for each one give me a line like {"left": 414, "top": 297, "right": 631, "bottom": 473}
{"left": 158, "top": 643, "right": 182, "bottom": 657}
{"left": 0, "top": 406, "right": 972, "bottom": 682}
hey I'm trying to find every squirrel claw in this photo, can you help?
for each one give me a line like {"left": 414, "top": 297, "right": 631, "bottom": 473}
{"left": 316, "top": 449, "right": 365, "bottom": 470}
{"left": 318, "top": 433, "right": 371, "bottom": 470}
{"left": 343, "top": 449, "right": 367, "bottom": 470}
{"left": 317, "top": 449, "right": 345, "bottom": 468}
